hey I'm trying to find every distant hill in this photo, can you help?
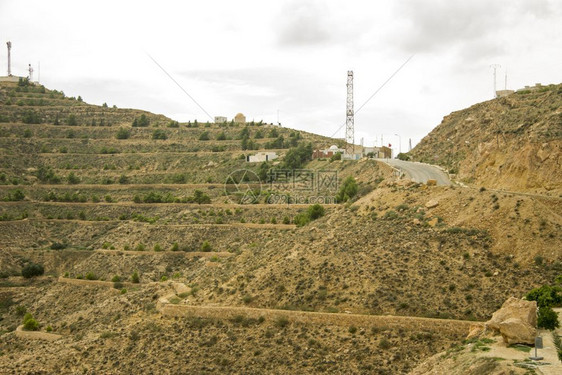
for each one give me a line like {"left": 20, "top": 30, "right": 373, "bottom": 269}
{"left": 409, "top": 84, "right": 562, "bottom": 194}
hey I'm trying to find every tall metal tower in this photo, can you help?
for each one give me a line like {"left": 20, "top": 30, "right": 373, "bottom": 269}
{"left": 490, "top": 64, "right": 501, "bottom": 98}
{"left": 345, "top": 71, "right": 354, "bottom": 155}
{"left": 6, "top": 41, "right": 12, "bottom": 76}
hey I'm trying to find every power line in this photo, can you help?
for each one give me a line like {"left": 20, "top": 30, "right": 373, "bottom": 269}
{"left": 146, "top": 53, "right": 214, "bottom": 122}
{"left": 330, "top": 55, "right": 414, "bottom": 138}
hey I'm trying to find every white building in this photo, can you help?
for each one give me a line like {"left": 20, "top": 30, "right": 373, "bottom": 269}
{"left": 246, "top": 152, "right": 278, "bottom": 163}
{"left": 214, "top": 116, "right": 228, "bottom": 123}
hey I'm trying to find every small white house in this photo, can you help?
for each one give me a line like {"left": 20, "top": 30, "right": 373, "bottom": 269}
{"left": 214, "top": 116, "right": 228, "bottom": 123}
{"left": 247, "top": 152, "right": 278, "bottom": 163}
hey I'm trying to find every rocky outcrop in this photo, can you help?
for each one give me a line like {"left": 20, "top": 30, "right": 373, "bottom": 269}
{"left": 480, "top": 297, "right": 537, "bottom": 345}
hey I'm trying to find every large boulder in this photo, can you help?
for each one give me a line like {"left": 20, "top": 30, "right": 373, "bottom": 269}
{"left": 483, "top": 297, "right": 537, "bottom": 345}
{"left": 486, "top": 297, "right": 537, "bottom": 330}
{"left": 498, "top": 318, "right": 536, "bottom": 345}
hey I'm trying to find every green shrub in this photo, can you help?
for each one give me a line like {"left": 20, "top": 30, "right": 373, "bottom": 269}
{"left": 336, "top": 176, "right": 358, "bottom": 203}
{"left": 15, "top": 305, "right": 27, "bottom": 316}
{"left": 111, "top": 275, "right": 121, "bottom": 282}
{"left": 379, "top": 338, "right": 391, "bottom": 349}
{"left": 131, "top": 271, "right": 140, "bottom": 283}
{"left": 201, "top": 241, "right": 212, "bottom": 252}
{"left": 199, "top": 131, "right": 210, "bottom": 141}
{"left": 396, "top": 153, "right": 410, "bottom": 161}
{"left": 170, "top": 242, "right": 179, "bottom": 251}
{"left": 307, "top": 204, "right": 325, "bottom": 220}
{"left": 383, "top": 210, "right": 399, "bottom": 220}
{"left": 153, "top": 243, "right": 162, "bottom": 252}
{"left": 526, "top": 285, "right": 562, "bottom": 308}
{"left": 152, "top": 129, "right": 167, "bottom": 140}
{"left": 116, "top": 127, "right": 131, "bottom": 139}
{"left": 22, "top": 313, "right": 39, "bottom": 331}
{"left": 538, "top": 306, "right": 560, "bottom": 330}
{"left": 132, "top": 114, "right": 149, "bottom": 127}
{"left": 85, "top": 272, "right": 97, "bottom": 280}
{"left": 22, "top": 263, "right": 44, "bottom": 278}
{"left": 66, "top": 172, "right": 80, "bottom": 185}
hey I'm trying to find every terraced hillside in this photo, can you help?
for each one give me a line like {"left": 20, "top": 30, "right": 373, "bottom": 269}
{"left": 409, "top": 84, "right": 562, "bottom": 194}
{"left": 1, "top": 79, "right": 561, "bottom": 374}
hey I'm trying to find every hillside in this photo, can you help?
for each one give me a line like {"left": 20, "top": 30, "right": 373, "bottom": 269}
{"left": 0, "top": 79, "right": 561, "bottom": 374}
{"left": 409, "top": 84, "right": 562, "bottom": 195}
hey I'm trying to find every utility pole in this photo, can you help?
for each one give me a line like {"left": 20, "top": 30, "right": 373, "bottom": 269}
{"left": 6, "top": 41, "right": 12, "bottom": 76}
{"left": 408, "top": 138, "right": 412, "bottom": 152}
{"left": 345, "top": 71, "right": 354, "bottom": 156}
{"left": 490, "top": 64, "right": 501, "bottom": 98}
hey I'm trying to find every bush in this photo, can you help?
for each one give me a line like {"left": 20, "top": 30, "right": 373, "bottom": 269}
{"left": 538, "top": 306, "right": 560, "bottom": 330}
{"left": 201, "top": 241, "right": 212, "bottom": 252}
{"left": 111, "top": 275, "right": 121, "bottom": 282}
{"left": 170, "top": 242, "right": 179, "bottom": 251}
{"left": 152, "top": 129, "right": 167, "bottom": 140}
{"left": 199, "top": 131, "right": 210, "bottom": 141}
{"left": 132, "top": 114, "right": 149, "bottom": 127}
{"left": 193, "top": 190, "right": 211, "bottom": 204}
{"left": 294, "top": 204, "right": 325, "bottom": 227}
{"left": 116, "top": 127, "right": 131, "bottom": 139}
{"left": 22, "top": 263, "right": 44, "bottom": 278}
{"left": 153, "top": 243, "right": 162, "bottom": 252}
{"left": 396, "top": 153, "right": 411, "bottom": 161}
{"left": 526, "top": 285, "right": 562, "bottom": 308}
{"left": 307, "top": 204, "right": 325, "bottom": 220}
{"left": 50, "top": 242, "right": 67, "bottom": 250}
{"left": 336, "top": 176, "right": 358, "bottom": 203}
{"left": 131, "top": 271, "right": 140, "bottom": 283}
{"left": 66, "top": 114, "right": 77, "bottom": 126}
{"left": 22, "top": 313, "right": 39, "bottom": 331}
{"left": 85, "top": 272, "right": 97, "bottom": 280}
{"left": 67, "top": 172, "right": 80, "bottom": 184}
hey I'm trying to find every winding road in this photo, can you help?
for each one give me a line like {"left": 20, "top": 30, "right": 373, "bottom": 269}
{"left": 377, "top": 159, "right": 451, "bottom": 186}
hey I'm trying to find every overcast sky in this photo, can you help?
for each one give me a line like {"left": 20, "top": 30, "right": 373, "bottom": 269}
{"left": 1, "top": 0, "right": 560, "bottom": 149}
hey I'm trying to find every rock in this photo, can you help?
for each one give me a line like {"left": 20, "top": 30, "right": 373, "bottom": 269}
{"left": 425, "top": 200, "right": 439, "bottom": 209}
{"left": 466, "top": 323, "right": 485, "bottom": 340}
{"left": 426, "top": 179, "right": 437, "bottom": 186}
{"left": 498, "top": 318, "right": 536, "bottom": 345}
{"left": 413, "top": 218, "right": 421, "bottom": 225}
{"left": 484, "top": 297, "right": 537, "bottom": 345}
{"left": 428, "top": 218, "right": 438, "bottom": 227}
{"left": 486, "top": 297, "right": 537, "bottom": 331}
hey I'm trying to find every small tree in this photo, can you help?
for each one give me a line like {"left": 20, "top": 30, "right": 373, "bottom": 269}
{"left": 201, "top": 241, "right": 212, "bottom": 252}
{"left": 336, "top": 176, "right": 358, "bottom": 203}
{"left": 22, "top": 263, "right": 44, "bottom": 278}
{"left": 67, "top": 172, "right": 80, "bottom": 184}
{"left": 538, "top": 306, "right": 560, "bottom": 330}
{"left": 152, "top": 129, "right": 167, "bottom": 140}
{"left": 116, "top": 127, "right": 131, "bottom": 139}
{"left": 22, "top": 313, "right": 39, "bottom": 331}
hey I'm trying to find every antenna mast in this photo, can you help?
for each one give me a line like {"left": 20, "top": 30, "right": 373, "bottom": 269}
{"left": 345, "top": 70, "right": 354, "bottom": 155}
{"left": 6, "top": 41, "right": 12, "bottom": 76}
{"left": 28, "top": 64, "right": 33, "bottom": 81}
{"left": 490, "top": 64, "right": 501, "bottom": 98}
